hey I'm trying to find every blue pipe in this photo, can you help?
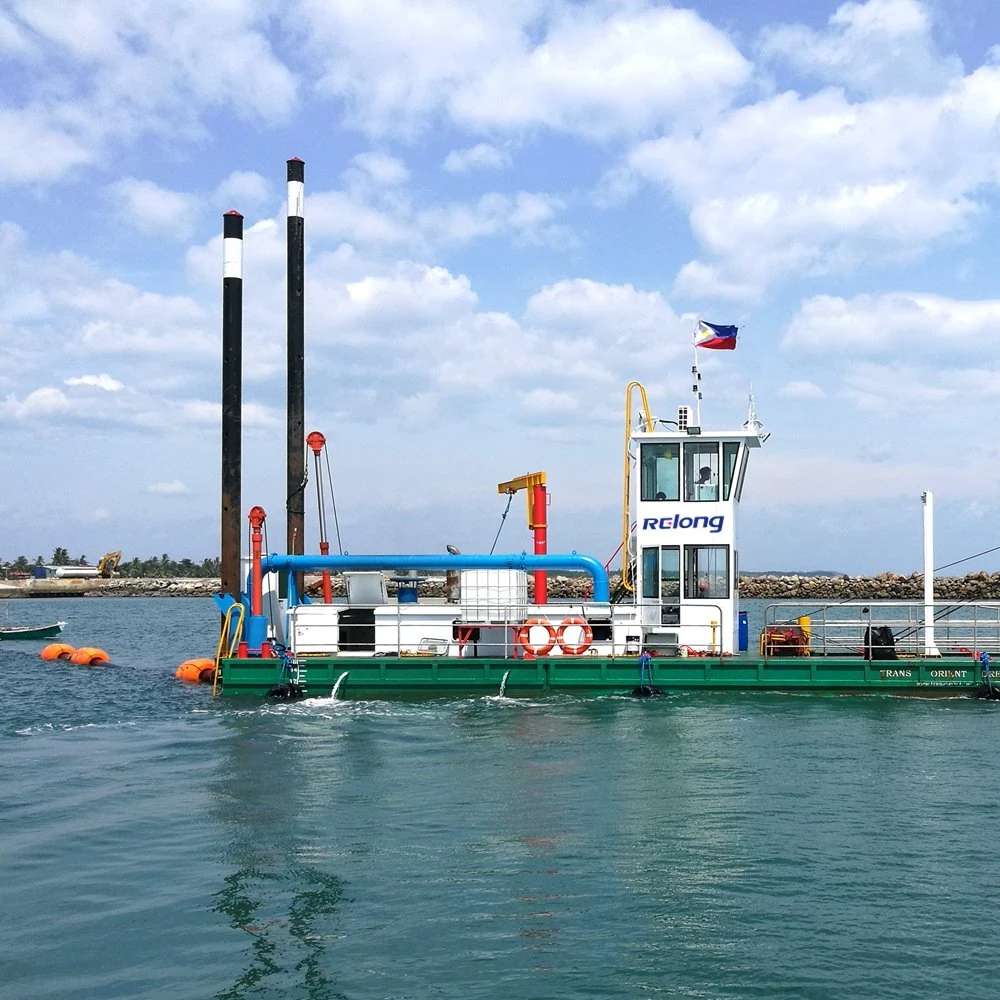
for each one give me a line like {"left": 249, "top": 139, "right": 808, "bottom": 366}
{"left": 261, "top": 552, "right": 611, "bottom": 603}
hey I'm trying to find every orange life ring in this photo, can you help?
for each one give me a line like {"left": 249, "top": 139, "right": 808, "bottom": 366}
{"left": 516, "top": 618, "right": 557, "bottom": 657}
{"left": 556, "top": 616, "right": 593, "bottom": 655}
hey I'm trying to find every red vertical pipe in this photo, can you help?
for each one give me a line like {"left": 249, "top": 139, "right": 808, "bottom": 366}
{"left": 249, "top": 506, "right": 266, "bottom": 617}
{"left": 532, "top": 483, "right": 548, "bottom": 605}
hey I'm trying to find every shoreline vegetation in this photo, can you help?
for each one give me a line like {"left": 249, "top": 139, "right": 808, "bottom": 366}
{"left": 3, "top": 571, "right": 1000, "bottom": 600}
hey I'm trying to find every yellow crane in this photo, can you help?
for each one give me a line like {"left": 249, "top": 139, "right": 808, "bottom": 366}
{"left": 497, "top": 471, "right": 549, "bottom": 604}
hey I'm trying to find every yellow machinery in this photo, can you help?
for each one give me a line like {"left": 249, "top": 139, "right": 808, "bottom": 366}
{"left": 496, "top": 471, "right": 549, "bottom": 604}
{"left": 97, "top": 551, "right": 122, "bottom": 578}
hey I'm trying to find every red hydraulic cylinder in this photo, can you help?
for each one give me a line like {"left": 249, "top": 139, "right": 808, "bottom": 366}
{"left": 318, "top": 539, "right": 332, "bottom": 603}
{"left": 249, "top": 504, "right": 265, "bottom": 619}
{"left": 531, "top": 483, "right": 548, "bottom": 605}
{"left": 245, "top": 505, "right": 271, "bottom": 658}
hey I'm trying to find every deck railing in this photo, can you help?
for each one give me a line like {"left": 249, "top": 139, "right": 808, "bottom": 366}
{"left": 763, "top": 600, "right": 1000, "bottom": 660}
{"left": 286, "top": 599, "right": 730, "bottom": 660}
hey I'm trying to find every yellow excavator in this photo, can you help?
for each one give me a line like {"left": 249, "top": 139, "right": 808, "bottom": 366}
{"left": 97, "top": 551, "right": 122, "bottom": 578}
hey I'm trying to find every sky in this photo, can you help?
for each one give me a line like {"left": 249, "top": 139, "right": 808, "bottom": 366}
{"left": 3, "top": 0, "right": 1000, "bottom": 575}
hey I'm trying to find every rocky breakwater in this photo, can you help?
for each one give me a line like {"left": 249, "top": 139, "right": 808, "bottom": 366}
{"left": 6, "top": 577, "right": 223, "bottom": 598}
{"left": 11, "top": 571, "right": 1000, "bottom": 601}
{"left": 739, "top": 571, "right": 1000, "bottom": 601}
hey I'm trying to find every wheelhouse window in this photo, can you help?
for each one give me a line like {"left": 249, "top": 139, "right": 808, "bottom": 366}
{"left": 660, "top": 546, "right": 680, "bottom": 599}
{"left": 642, "top": 545, "right": 680, "bottom": 601}
{"left": 722, "top": 443, "right": 740, "bottom": 500}
{"left": 684, "top": 545, "right": 729, "bottom": 600}
{"left": 640, "top": 443, "right": 680, "bottom": 501}
{"left": 734, "top": 448, "right": 749, "bottom": 501}
{"left": 684, "top": 443, "right": 719, "bottom": 501}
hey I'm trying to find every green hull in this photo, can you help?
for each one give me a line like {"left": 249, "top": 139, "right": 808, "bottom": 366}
{"left": 0, "top": 622, "right": 65, "bottom": 641}
{"left": 219, "top": 653, "right": 991, "bottom": 698}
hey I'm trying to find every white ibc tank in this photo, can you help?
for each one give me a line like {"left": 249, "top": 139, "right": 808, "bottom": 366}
{"left": 460, "top": 569, "right": 528, "bottom": 621}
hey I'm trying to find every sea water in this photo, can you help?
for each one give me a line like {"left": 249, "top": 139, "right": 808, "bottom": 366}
{"left": 2, "top": 597, "right": 999, "bottom": 999}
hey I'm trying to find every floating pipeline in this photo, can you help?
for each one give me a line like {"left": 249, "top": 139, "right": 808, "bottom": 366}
{"left": 68, "top": 647, "right": 110, "bottom": 666}
{"left": 175, "top": 658, "right": 217, "bottom": 684}
{"left": 40, "top": 644, "right": 111, "bottom": 665}
{"left": 40, "top": 643, "right": 75, "bottom": 661}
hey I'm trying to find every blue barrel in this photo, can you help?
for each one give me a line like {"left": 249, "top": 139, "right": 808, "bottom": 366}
{"left": 397, "top": 584, "right": 419, "bottom": 604}
{"left": 738, "top": 611, "right": 749, "bottom": 652}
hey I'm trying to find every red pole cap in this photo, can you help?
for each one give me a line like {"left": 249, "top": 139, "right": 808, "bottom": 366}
{"left": 248, "top": 506, "right": 267, "bottom": 528}
{"left": 306, "top": 431, "right": 326, "bottom": 455}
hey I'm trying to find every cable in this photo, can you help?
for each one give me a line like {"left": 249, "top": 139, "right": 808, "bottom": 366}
{"left": 323, "top": 444, "right": 344, "bottom": 555}
{"left": 489, "top": 492, "right": 515, "bottom": 555}
{"left": 934, "top": 544, "right": 1000, "bottom": 573}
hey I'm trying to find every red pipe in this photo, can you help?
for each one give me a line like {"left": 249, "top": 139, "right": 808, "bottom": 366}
{"left": 249, "top": 505, "right": 266, "bottom": 617}
{"left": 318, "top": 540, "right": 332, "bottom": 603}
{"left": 531, "top": 483, "right": 548, "bottom": 605}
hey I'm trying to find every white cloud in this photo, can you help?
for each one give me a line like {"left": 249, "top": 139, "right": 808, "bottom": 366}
{"left": 147, "top": 479, "right": 190, "bottom": 495}
{"left": 520, "top": 388, "right": 579, "bottom": 414}
{"left": 215, "top": 170, "right": 270, "bottom": 206}
{"left": 416, "top": 192, "right": 567, "bottom": 246}
{"left": 778, "top": 380, "right": 826, "bottom": 400}
{"left": 304, "top": 1, "right": 749, "bottom": 137}
{"left": 335, "top": 264, "right": 477, "bottom": 334}
{"left": 0, "top": 386, "right": 72, "bottom": 419}
{"left": 175, "top": 400, "right": 279, "bottom": 427}
{"left": 783, "top": 292, "right": 1000, "bottom": 354}
{"left": 306, "top": 185, "right": 569, "bottom": 251}
{"left": 752, "top": 449, "right": 937, "bottom": 504}
{"left": 65, "top": 374, "right": 125, "bottom": 392}
{"left": 0, "top": 106, "right": 95, "bottom": 183}
{"left": 629, "top": 64, "right": 1000, "bottom": 297}
{"left": 759, "top": 0, "right": 961, "bottom": 97}
{"left": 449, "top": 6, "right": 750, "bottom": 137}
{"left": 0, "top": 0, "right": 297, "bottom": 185}
{"left": 345, "top": 152, "right": 410, "bottom": 187}
{"left": 109, "top": 178, "right": 201, "bottom": 240}
{"left": 0, "top": 11, "right": 33, "bottom": 55}
{"left": 442, "top": 143, "right": 511, "bottom": 173}
{"left": 842, "top": 362, "right": 1000, "bottom": 412}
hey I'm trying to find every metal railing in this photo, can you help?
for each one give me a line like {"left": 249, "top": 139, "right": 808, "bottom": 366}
{"left": 286, "top": 599, "right": 731, "bottom": 661}
{"left": 763, "top": 600, "right": 1000, "bottom": 659}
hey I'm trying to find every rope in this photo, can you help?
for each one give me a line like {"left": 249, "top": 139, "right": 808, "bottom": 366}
{"left": 935, "top": 544, "right": 1000, "bottom": 573}
{"left": 489, "top": 491, "right": 515, "bottom": 555}
{"left": 638, "top": 650, "right": 652, "bottom": 689}
{"left": 323, "top": 444, "right": 344, "bottom": 555}
{"left": 313, "top": 450, "right": 328, "bottom": 550}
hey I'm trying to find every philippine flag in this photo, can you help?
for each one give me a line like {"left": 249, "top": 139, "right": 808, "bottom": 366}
{"left": 694, "top": 320, "right": 738, "bottom": 350}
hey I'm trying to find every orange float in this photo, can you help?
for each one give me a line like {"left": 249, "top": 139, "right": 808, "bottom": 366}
{"left": 69, "top": 647, "right": 110, "bottom": 666}
{"left": 40, "top": 643, "right": 76, "bottom": 661}
{"left": 175, "top": 658, "right": 216, "bottom": 683}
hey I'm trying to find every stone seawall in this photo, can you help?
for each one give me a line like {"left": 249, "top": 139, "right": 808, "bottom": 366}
{"left": 5, "top": 571, "right": 1000, "bottom": 601}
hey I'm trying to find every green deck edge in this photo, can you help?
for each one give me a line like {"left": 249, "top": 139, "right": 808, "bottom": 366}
{"left": 218, "top": 654, "right": 990, "bottom": 698}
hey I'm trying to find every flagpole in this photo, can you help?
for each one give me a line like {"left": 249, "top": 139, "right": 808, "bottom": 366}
{"left": 691, "top": 318, "right": 703, "bottom": 426}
